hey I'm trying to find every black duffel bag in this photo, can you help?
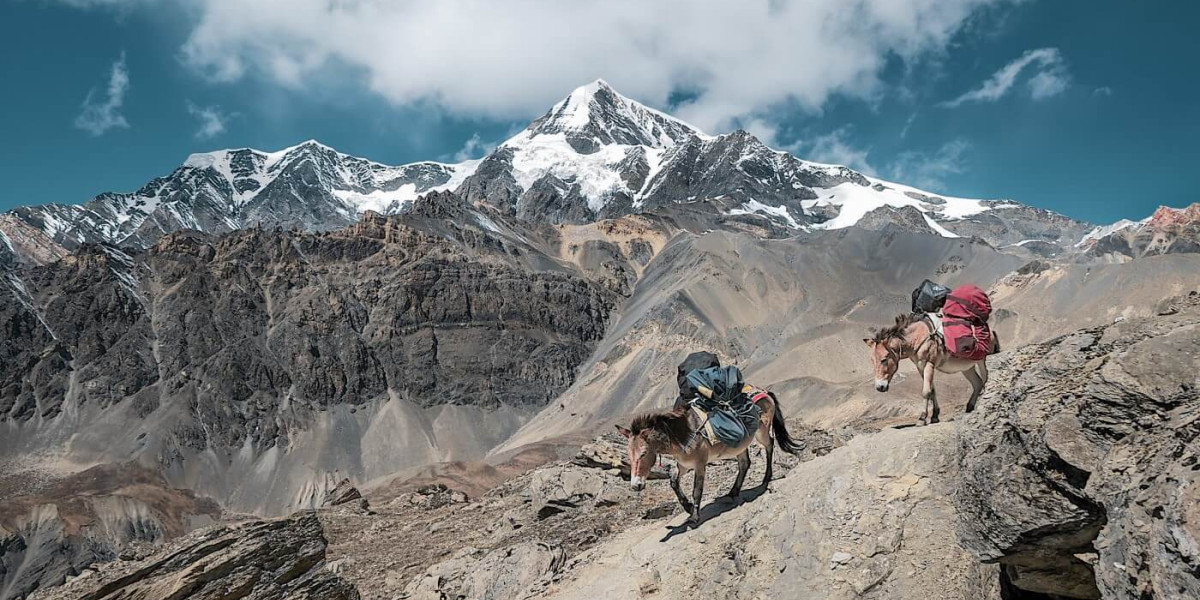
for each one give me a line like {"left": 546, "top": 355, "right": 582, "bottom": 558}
{"left": 912, "top": 279, "right": 950, "bottom": 314}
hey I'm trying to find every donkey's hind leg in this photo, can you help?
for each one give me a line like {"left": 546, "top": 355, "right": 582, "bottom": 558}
{"left": 725, "top": 449, "right": 750, "bottom": 501}
{"left": 688, "top": 463, "right": 707, "bottom": 525}
{"left": 670, "top": 464, "right": 694, "bottom": 514}
{"left": 756, "top": 421, "right": 775, "bottom": 488}
{"left": 965, "top": 362, "right": 987, "bottom": 413}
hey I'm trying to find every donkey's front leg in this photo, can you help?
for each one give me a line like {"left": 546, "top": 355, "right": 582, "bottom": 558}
{"left": 689, "top": 463, "right": 706, "bottom": 525}
{"left": 669, "top": 464, "right": 693, "bottom": 514}
{"left": 922, "top": 361, "right": 939, "bottom": 424}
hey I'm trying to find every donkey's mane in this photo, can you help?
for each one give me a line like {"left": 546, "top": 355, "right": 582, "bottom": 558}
{"left": 630, "top": 407, "right": 692, "bottom": 447}
{"left": 873, "top": 313, "right": 919, "bottom": 343}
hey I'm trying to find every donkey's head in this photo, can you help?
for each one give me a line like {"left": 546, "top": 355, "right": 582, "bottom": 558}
{"left": 616, "top": 409, "right": 689, "bottom": 491}
{"left": 864, "top": 314, "right": 913, "bottom": 392}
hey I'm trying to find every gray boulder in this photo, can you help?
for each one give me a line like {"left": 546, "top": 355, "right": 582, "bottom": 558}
{"left": 30, "top": 512, "right": 358, "bottom": 600}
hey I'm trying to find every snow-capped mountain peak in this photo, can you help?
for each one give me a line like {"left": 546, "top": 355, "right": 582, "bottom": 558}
{"left": 514, "top": 79, "right": 704, "bottom": 152}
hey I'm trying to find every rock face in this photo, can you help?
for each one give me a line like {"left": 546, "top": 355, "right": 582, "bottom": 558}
{"left": 0, "top": 196, "right": 616, "bottom": 514}
{"left": 957, "top": 291, "right": 1200, "bottom": 599}
{"left": 29, "top": 512, "right": 358, "bottom": 600}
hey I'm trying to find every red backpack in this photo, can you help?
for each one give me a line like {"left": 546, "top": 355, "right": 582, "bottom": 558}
{"left": 941, "top": 285, "right": 993, "bottom": 361}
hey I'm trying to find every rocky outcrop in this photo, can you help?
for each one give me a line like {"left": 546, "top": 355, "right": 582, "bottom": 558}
{"left": 855, "top": 205, "right": 938, "bottom": 236}
{"left": 30, "top": 512, "right": 358, "bottom": 600}
{"left": 0, "top": 464, "right": 221, "bottom": 600}
{"left": 322, "top": 480, "right": 366, "bottom": 509}
{"left": 957, "top": 290, "right": 1200, "bottom": 599}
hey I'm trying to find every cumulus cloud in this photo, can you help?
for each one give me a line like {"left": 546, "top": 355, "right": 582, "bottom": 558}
{"left": 131, "top": 0, "right": 1014, "bottom": 133}
{"left": 887, "top": 139, "right": 970, "bottom": 192}
{"left": 186, "top": 101, "right": 231, "bottom": 139}
{"left": 942, "top": 47, "right": 1069, "bottom": 107}
{"left": 800, "top": 128, "right": 879, "bottom": 176}
{"left": 75, "top": 53, "right": 130, "bottom": 136}
{"left": 444, "top": 133, "right": 497, "bottom": 163}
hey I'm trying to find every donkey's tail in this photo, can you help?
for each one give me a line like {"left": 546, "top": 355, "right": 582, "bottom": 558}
{"left": 770, "top": 393, "right": 805, "bottom": 455}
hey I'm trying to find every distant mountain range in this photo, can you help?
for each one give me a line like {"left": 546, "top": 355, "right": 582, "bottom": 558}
{"left": 1, "top": 79, "right": 1107, "bottom": 266}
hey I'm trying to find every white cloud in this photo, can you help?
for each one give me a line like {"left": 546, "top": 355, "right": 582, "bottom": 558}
{"left": 1093, "top": 86, "right": 1114, "bottom": 97}
{"left": 444, "top": 133, "right": 497, "bottom": 163}
{"left": 76, "top": 0, "right": 1016, "bottom": 133}
{"left": 75, "top": 53, "right": 130, "bottom": 136}
{"left": 800, "top": 128, "right": 879, "bottom": 176}
{"left": 887, "top": 139, "right": 970, "bottom": 192}
{"left": 186, "top": 101, "right": 231, "bottom": 139}
{"left": 1027, "top": 70, "right": 1068, "bottom": 100}
{"left": 899, "top": 112, "right": 918, "bottom": 139}
{"left": 942, "top": 47, "right": 1068, "bottom": 107}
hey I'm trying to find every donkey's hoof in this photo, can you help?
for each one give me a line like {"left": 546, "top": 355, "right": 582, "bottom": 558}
{"left": 930, "top": 416, "right": 940, "bottom": 424}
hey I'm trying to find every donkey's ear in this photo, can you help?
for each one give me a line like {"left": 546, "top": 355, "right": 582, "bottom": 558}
{"left": 863, "top": 338, "right": 875, "bottom": 347}
{"left": 615, "top": 425, "right": 632, "bottom": 438}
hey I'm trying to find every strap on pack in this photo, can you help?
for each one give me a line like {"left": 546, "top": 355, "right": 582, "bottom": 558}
{"left": 690, "top": 405, "right": 719, "bottom": 445}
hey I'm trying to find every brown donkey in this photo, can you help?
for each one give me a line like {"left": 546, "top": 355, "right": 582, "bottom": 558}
{"left": 863, "top": 314, "right": 996, "bottom": 424}
{"left": 617, "top": 392, "right": 803, "bottom": 526}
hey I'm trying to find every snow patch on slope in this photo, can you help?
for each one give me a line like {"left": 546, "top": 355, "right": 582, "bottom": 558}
{"left": 805, "top": 178, "right": 989, "bottom": 237}
{"left": 728, "top": 199, "right": 802, "bottom": 229}
{"left": 505, "top": 132, "right": 633, "bottom": 212}
{"left": 1076, "top": 218, "right": 1144, "bottom": 247}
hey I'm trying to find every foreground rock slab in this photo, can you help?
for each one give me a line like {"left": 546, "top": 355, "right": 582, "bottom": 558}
{"left": 957, "top": 291, "right": 1200, "bottom": 599}
{"left": 30, "top": 512, "right": 358, "bottom": 600}
{"left": 544, "top": 425, "right": 998, "bottom": 600}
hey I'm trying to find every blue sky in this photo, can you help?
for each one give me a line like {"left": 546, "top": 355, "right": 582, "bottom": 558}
{"left": 0, "top": 0, "right": 1196, "bottom": 224}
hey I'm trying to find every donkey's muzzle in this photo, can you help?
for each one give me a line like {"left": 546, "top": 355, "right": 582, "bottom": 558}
{"left": 875, "top": 380, "right": 890, "bottom": 392}
{"left": 630, "top": 476, "right": 645, "bottom": 492}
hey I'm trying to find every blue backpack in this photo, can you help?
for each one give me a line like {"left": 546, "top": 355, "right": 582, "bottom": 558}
{"left": 683, "top": 366, "right": 761, "bottom": 447}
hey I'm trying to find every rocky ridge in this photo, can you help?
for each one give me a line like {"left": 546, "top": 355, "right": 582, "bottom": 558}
{"left": 1078, "top": 203, "right": 1200, "bottom": 261}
